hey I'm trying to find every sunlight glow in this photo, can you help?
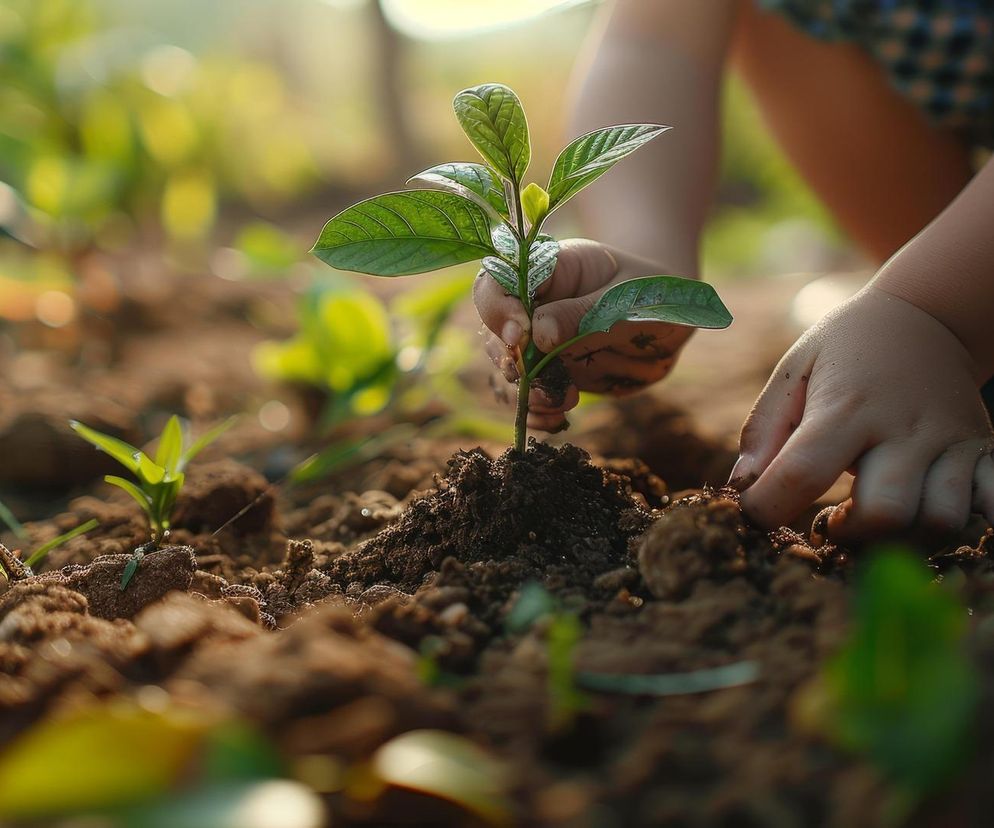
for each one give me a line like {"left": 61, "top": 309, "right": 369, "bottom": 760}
{"left": 379, "top": 0, "right": 588, "bottom": 40}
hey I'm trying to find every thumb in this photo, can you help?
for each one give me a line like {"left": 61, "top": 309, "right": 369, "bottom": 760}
{"left": 536, "top": 238, "right": 619, "bottom": 302}
{"left": 531, "top": 293, "right": 600, "bottom": 353}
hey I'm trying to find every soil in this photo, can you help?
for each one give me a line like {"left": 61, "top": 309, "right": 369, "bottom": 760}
{"left": 3, "top": 262, "right": 994, "bottom": 826}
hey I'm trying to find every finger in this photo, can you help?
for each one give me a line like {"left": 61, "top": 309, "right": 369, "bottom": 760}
{"left": 729, "top": 353, "right": 813, "bottom": 489}
{"left": 529, "top": 384, "right": 580, "bottom": 414}
{"left": 561, "top": 347, "right": 676, "bottom": 392}
{"left": 528, "top": 411, "right": 568, "bottom": 432}
{"left": 483, "top": 332, "right": 519, "bottom": 382}
{"left": 473, "top": 270, "right": 529, "bottom": 346}
{"left": 972, "top": 453, "right": 994, "bottom": 526}
{"left": 739, "top": 410, "right": 866, "bottom": 528}
{"left": 531, "top": 291, "right": 602, "bottom": 353}
{"left": 827, "top": 442, "right": 931, "bottom": 540}
{"left": 919, "top": 440, "right": 988, "bottom": 533}
{"left": 534, "top": 239, "right": 618, "bottom": 303}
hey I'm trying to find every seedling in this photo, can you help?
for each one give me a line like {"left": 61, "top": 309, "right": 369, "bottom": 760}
{"left": 70, "top": 416, "right": 235, "bottom": 587}
{"left": 312, "top": 82, "right": 732, "bottom": 451}
{"left": 0, "top": 519, "right": 99, "bottom": 582}
{"left": 805, "top": 548, "right": 978, "bottom": 812}
{"left": 506, "top": 582, "right": 588, "bottom": 730}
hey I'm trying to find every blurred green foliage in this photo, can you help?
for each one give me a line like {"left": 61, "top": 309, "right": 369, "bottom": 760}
{"left": 0, "top": 0, "right": 320, "bottom": 252}
{"left": 822, "top": 548, "right": 978, "bottom": 801}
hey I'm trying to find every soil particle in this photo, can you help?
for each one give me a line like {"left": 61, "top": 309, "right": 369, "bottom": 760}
{"left": 531, "top": 355, "right": 572, "bottom": 409}
{"left": 55, "top": 546, "right": 196, "bottom": 620}
{"left": 172, "top": 458, "right": 275, "bottom": 536}
{"left": 638, "top": 494, "right": 750, "bottom": 600}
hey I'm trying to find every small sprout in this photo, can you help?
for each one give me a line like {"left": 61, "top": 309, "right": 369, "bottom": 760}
{"left": 69, "top": 415, "right": 236, "bottom": 544}
{"left": 312, "top": 82, "right": 733, "bottom": 451}
{"left": 812, "top": 547, "right": 978, "bottom": 802}
{"left": 576, "top": 661, "right": 759, "bottom": 696}
{"left": 506, "top": 582, "right": 587, "bottom": 730}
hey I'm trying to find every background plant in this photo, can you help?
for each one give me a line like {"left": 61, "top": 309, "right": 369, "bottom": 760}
{"left": 800, "top": 548, "right": 979, "bottom": 816}
{"left": 311, "top": 82, "right": 732, "bottom": 451}
{"left": 70, "top": 415, "right": 234, "bottom": 543}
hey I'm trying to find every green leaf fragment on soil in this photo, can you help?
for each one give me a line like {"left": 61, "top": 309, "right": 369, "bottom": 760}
{"left": 577, "top": 661, "right": 759, "bottom": 696}
{"left": 311, "top": 190, "right": 495, "bottom": 276}
{"left": 579, "top": 275, "right": 732, "bottom": 336}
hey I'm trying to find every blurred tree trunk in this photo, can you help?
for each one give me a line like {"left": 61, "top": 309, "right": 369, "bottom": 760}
{"left": 369, "top": 0, "right": 422, "bottom": 176}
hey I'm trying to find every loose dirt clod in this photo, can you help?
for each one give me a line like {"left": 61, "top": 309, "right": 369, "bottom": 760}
{"left": 327, "top": 441, "right": 652, "bottom": 604}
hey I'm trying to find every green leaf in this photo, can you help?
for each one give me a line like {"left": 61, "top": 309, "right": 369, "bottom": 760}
{"left": 579, "top": 276, "right": 732, "bottom": 336}
{"left": 505, "top": 581, "right": 555, "bottom": 633}
{"left": 121, "top": 551, "right": 143, "bottom": 591}
{"left": 155, "top": 416, "right": 184, "bottom": 474}
{"left": 105, "top": 475, "right": 154, "bottom": 518}
{"left": 520, "top": 182, "right": 549, "bottom": 226}
{"left": 311, "top": 191, "right": 495, "bottom": 276}
{"left": 526, "top": 237, "right": 558, "bottom": 296}
{"left": 135, "top": 452, "right": 166, "bottom": 486}
{"left": 371, "top": 730, "right": 510, "bottom": 824}
{"left": 490, "top": 223, "right": 518, "bottom": 261}
{"left": 182, "top": 416, "right": 238, "bottom": 469}
{"left": 408, "top": 163, "right": 509, "bottom": 218}
{"left": 481, "top": 256, "right": 519, "bottom": 295}
{"left": 0, "top": 700, "right": 213, "bottom": 819}
{"left": 453, "top": 83, "right": 530, "bottom": 183}
{"left": 24, "top": 518, "right": 99, "bottom": 569}
{"left": 70, "top": 420, "right": 142, "bottom": 475}
{"left": 823, "top": 547, "right": 979, "bottom": 795}
{"left": 547, "top": 124, "right": 670, "bottom": 210}
{"left": 577, "top": 661, "right": 759, "bottom": 696}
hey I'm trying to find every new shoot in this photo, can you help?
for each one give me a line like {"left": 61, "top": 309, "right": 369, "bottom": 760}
{"left": 311, "top": 82, "right": 732, "bottom": 451}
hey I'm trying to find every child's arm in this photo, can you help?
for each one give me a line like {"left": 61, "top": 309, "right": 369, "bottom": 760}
{"left": 474, "top": 0, "right": 739, "bottom": 430}
{"left": 734, "top": 157, "right": 994, "bottom": 537}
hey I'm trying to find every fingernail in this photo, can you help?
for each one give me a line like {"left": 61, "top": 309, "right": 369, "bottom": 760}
{"left": 501, "top": 320, "right": 523, "bottom": 348}
{"left": 727, "top": 455, "right": 757, "bottom": 491}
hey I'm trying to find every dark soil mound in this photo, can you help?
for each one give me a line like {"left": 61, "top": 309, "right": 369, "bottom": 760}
{"left": 326, "top": 441, "right": 652, "bottom": 601}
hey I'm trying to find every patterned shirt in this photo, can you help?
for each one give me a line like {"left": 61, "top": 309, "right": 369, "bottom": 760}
{"left": 761, "top": 0, "right": 994, "bottom": 146}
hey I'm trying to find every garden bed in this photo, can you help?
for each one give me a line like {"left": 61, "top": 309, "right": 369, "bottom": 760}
{"left": 2, "top": 265, "right": 993, "bottom": 827}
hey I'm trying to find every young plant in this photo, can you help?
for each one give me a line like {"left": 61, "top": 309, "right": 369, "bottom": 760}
{"left": 312, "top": 82, "right": 732, "bottom": 451}
{"left": 70, "top": 416, "right": 235, "bottom": 544}
{"left": 799, "top": 548, "right": 978, "bottom": 812}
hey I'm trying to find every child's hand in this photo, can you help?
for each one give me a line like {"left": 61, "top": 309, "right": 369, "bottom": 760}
{"left": 732, "top": 286, "right": 994, "bottom": 538}
{"left": 475, "top": 239, "right": 695, "bottom": 431}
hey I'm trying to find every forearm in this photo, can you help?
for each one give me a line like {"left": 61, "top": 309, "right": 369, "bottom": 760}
{"left": 873, "top": 157, "right": 994, "bottom": 383}
{"left": 568, "top": 0, "right": 739, "bottom": 275}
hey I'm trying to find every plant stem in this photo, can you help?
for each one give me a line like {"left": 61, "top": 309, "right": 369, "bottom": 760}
{"left": 511, "top": 183, "right": 538, "bottom": 453}
{"left": 514, "top": 369, "right": 530, "bottom": 453}
{"left": 526, "top": 333, "right": 588, "bottom": 381}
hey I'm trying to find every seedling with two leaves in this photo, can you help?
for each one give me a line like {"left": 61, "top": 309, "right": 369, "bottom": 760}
{"left": 70, "top": 415, "right": 234, "bottom": 588}
{"left": 312, "top": 82, "right": 732, "bottom": 451}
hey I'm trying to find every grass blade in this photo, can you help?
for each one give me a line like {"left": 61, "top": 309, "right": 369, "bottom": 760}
{"left": 0, "top": 497, "right": 27, "bottom": 540}
{"left": 24, "top": 519, "right": 99, "bottom": 569}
